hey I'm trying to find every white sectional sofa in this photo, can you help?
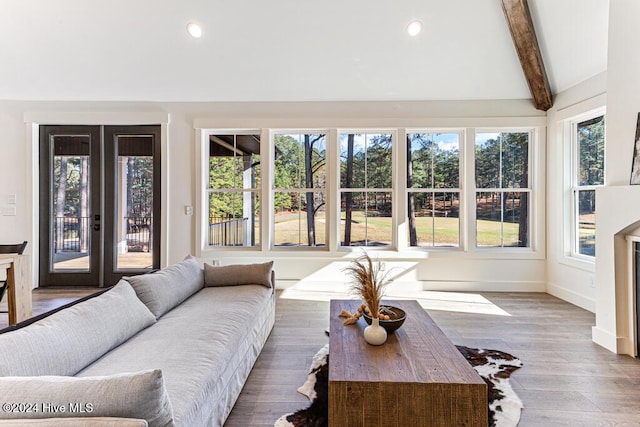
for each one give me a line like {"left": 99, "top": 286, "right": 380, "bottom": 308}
{"left": 0, "top": 256, "right": 276, "bottom": 427}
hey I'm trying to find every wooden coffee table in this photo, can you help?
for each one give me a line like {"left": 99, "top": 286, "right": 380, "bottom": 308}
{"left": 328, "top": 299, "right": 488, "bottom": 427}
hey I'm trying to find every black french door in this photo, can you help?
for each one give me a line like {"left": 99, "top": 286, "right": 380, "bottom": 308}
{"left": 39, "top": 125, "right": 161, "bottom": 287}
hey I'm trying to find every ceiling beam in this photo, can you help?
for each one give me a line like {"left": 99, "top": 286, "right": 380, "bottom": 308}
{"left": 501, "top": 0, "right": 553, "bottom": 111}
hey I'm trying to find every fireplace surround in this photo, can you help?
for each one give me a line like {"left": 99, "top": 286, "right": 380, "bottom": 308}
{"left": 594, "top": 185, "right": 640, "bottom": 356}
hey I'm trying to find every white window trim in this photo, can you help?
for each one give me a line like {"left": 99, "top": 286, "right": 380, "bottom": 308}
{"left": 472, "top": 128, "right": 538, "bottom": 253}
{"left": 205, "top": 131, "right": 263, "bottom": 249}
{"left": 336, "top": 129, "right": 397, "bottom": 250}
{"left": 404, "top": 129, "right": 465, "bottom": 250}
{"left": 195, "top": 125, "right": 545, "bottom": 261}
{"left": 565, "top": 108, "right": 606, "bottom": 264}
{"left": 195, "top": 128, "right": 265, "bottom": 255}
{"left": 270, "top": 129, "right": 331, "bottom": 251}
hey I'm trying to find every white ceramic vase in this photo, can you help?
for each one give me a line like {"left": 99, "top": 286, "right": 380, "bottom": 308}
{"left": 364, "top": 317, "right": 387, "bottom": 345}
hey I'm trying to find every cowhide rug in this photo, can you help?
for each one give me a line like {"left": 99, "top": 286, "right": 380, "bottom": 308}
{"left": 275, "top": 344, "right": 523, "bottom": 427}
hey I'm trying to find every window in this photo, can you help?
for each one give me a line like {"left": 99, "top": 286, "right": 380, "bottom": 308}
{"left": 475, "top": 131, "right": 530, "bottom": 248}
{"left": 339, "top": 132, "right": 393, "bottom": 247}
{"left": 273, "top": 133, "right": 327, "bottom": 247}
{"left": 407, "top": 132, "right": 461, "bottom": 247}
{"left": 199, "top": 125, "right": 542, "bottom": 257}
{"left": 207, "top": 133, "right": 261, "bottom": 247}
{"left": 572, "top": 114, "right": 605, "bottom": 258}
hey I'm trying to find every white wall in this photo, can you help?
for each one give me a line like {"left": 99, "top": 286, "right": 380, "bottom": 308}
{"left": 545, "top": 72, "right": 607, "bottom": 313}
{"left": 0, "top": 102, "right": 31, "bottom": 244}
{"left": 606, "top": 0, "right": 640, "bottom": 187}
{"left": 590, "top": 0, "right": 640, "bottom": 355}
{"left": 0, "top": 99, "right": 548, "bottom": 292}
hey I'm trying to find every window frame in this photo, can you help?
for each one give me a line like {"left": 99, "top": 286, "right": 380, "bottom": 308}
{"left": 405, "top": 130, "right": 464, "bottom": 250}
{"left": 271, "top": 130, "right": 329, "bottom": 250}
{"left": 473, "top": 128, "right": 535, "bottom": 251}
{"left": 203, "top": 130, "right": 263, "bottom": 249}
{"left": 337, "top": 130, "right": 396, "bottom": 250}
{"left": 568, "top": 111, "right": 606, "bottom": 261}
{"left": 195, "top": 124, "right": 544, "bottom": 260}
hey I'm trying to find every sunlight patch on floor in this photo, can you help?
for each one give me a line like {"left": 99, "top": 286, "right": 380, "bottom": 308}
{"left": 279, "top": 282, "right": 511, "bottom": 316}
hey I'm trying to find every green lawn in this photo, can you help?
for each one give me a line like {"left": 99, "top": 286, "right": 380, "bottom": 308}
{"left": 273, "top": 211, "right": 521, "bottom": 247}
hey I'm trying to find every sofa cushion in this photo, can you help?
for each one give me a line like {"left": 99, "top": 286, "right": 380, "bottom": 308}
{"left": 204, "top": 261, "right": 273, "bottom": 288}
{"left": 0, "top": 281, "right": 156, "bottom": 377}
{"left": 77, "top": 285, "right": 275, "bottom": 427}
{"left": 0, "top": 287, "right": 113, "bottom": 335}
{"left": 125, "top": 256, "right": 203, "bottom": 319}
{"left": 0, "top": 370, "right": 172, "bottom": 427}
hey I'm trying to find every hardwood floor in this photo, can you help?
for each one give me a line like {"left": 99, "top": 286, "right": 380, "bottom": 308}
{"left": 2, "top": 288, "right": 640, "bottom": 426}
{"left": 228, "top": 291, "right": 640, "bottom": 427}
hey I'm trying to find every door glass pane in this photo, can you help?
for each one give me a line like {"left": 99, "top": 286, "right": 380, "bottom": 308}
{"left": 116, "top": 136, "right": 154, "bottom": 270}
{"left": 51, "top": 135, "right": 91, "bottom": 271}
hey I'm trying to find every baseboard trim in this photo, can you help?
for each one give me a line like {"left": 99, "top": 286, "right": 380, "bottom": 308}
{"left": 275, "top": 279, "right": 545, "bottom": 292}
{"left": 592, "top": 326, "right": 619, "bottom": 353}
{"left": 546, "top": 282, "right": 596, "bottom": 313}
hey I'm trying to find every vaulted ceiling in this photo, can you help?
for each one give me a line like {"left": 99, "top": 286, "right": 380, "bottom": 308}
{"left": 0, "top": 0, "right": 608, "bottom": 106}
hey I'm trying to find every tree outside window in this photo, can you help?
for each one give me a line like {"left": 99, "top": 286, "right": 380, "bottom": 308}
{"left": 273, "top": 133, "right": 327, "bottom": 247}
{"left": 572, "top": 115, "right": 605, "bottom": 257}
{"left": 208, "top": 133, "right": 261, "bottom": 247}
{"left": 475, "top": 131, "right": 530, "bottom": 248}
{"left": 339, "top": 133, "right": 393, "bottom": 247}
{"left": 407, "top": 132, "right": 461, "bottom": 247}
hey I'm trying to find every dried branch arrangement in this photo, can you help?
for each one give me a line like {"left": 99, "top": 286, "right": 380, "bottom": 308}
{"left": 343, "top": 252, "right": 391, "bottom": 319}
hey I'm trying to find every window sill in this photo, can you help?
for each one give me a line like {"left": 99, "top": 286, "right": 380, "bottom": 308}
{"left": 198, "top": 246, "right": 545, "bottom": 261}
{"left": 559, "top": 254, "right": 595, "bottom": 272}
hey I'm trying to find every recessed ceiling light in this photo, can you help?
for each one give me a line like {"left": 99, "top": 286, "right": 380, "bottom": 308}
{"left": 187, "top": 22, "right": 203, "bottom": 38}
{"left": 407, "top": 20, "right": 423, "bottom": 37}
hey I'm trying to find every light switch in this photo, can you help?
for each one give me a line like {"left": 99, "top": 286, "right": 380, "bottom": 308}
{"left": 184, "top": 205, "right": 193, "bottom": 216}
{"left": 7, "top": 194, "right": 16, "bottom": 204}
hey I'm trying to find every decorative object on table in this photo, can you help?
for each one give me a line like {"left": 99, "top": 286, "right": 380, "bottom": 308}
{"left": 274, "top": 344, "right": 524, "bottom": 427}
{"left": 337, "top": 309, "right": 360, "bottom": 325}
{"left": 342, "top": 252, "right": 391, "bottom": 345}
{"left": 631, "top": 112, "right": 640, "bottom": 184}
{"left": 361, "top": 305, "right": 406, "bottom": 333}
{"left": 363, "top": 313, "right": 387, "bottom": 345}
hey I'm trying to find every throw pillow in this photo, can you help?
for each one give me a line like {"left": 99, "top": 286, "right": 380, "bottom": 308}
{"left": 125, "top": 255, "right": 204, "bottom": 319}
{"left": 0, "top": 369, "right": 173, "bottom": 427}
{"left": 203, "top": 261, "right": 273, "bottom": 288}
{"left": 0, "top": 281, "right": 156, "bottom": 377}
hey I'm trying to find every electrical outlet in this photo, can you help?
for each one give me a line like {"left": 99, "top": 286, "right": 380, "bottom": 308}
{"left": 211, "top": 259, "right": 220, "bottom": 266}
{"left": 184, "top": 205, "right": 193, "bottom": 216}
{"left": 589, "top": 275, "right": 596, "bottom": 288}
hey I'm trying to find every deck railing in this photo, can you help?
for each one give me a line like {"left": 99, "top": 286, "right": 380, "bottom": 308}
{"left": 53, "top": 216, "right": 90, "bottom": 252}
{"left": 209, "top": 217, "right": 248, "bottom": 246}
{"left": 124, "top": 216, "right": 152, "bottom": 252}
{"left": 53, "top": 216, "right": 152, "bottom": 253}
